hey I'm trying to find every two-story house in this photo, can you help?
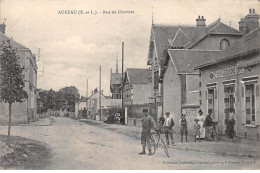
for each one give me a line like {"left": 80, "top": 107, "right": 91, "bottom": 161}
{"left": 0, "top": 23, "right": 38, "bottom": 125}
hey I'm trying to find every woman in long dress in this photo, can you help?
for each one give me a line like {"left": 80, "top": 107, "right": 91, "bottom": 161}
{"left": 196, "top": 109, "right": 205, "bottom": 139}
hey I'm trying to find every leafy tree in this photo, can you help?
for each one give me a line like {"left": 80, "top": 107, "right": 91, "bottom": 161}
{"left": 37, "top": 86, "right": 80, "bottom": 113}
{"left": 0, "top": 40, "right": 28, "bottom": 140}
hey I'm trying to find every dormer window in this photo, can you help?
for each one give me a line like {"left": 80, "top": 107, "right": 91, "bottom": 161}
{"left": 220, "top": 39, "right": 230, "bottom": 50}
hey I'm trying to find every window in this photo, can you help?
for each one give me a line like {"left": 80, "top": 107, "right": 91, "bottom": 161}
{"left": 245, "top": 83, "right": 255, "bottom": 124}
{"left": 208, "top": 88, "right": 215, "bottom": 119}
{"left": 220, "top": 39, "right": 230, "bottom": 50}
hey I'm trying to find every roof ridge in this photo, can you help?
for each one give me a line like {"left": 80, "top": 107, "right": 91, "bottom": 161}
{"left": 206, "top": 19, "right": 220, "bottom": 30}
{"left": 153, "top": 23, "right": 196, "bottom": 27}
{"left": 208, "top": 22, "right": 221, "bottom": 32}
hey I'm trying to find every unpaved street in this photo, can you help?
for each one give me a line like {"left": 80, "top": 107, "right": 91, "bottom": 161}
{"left": 0, "top": 117, "right": 259, "bottom": 169}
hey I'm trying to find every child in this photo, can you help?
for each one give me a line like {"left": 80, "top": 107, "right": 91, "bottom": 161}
{"left": 194, "top": 118, "right": 201, "bottom": 142}
{"left": 180, "top": 114, "right": 188, "bottom": 142}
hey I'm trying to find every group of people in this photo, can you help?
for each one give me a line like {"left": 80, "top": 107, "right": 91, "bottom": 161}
{"left": 139, "top": 108, "right": 218, "bottom": 155}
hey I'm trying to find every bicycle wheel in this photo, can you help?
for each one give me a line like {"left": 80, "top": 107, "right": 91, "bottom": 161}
{"left": 160, "top": 138, "right": 170, "bottom": 158}
{"left": 150, "top": 135, "right": 156, "bottom": 154}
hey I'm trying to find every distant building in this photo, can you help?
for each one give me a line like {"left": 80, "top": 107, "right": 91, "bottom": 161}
{"left": 110, "top": 59, "right": 122, "bottom": 99}
{"left": 0, "top": 23, "right": 38, "bottom": 125}
{"left": 86, "top": 89, "right": 121, "bottom": 120}
{"left": 123, "top": 68, "right": 152, "bottom": 126}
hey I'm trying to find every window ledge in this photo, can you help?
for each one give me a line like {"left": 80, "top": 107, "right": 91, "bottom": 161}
{"left": 245, "top": 124, "right": 258, "bottom": 128}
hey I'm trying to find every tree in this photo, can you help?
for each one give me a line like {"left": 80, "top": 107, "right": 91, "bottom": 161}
{"left": 0, "top": 40, "right": 28, "bottom": 140}
{"left": 37, "top": 86, "right": 80, "bottom": 113}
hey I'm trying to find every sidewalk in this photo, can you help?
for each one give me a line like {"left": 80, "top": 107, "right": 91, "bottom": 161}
{"left": 19, "top": 116, "right": 54, "bottom": 126}
{"left": 79, "top": 119, "right": 260, "bottom": 159}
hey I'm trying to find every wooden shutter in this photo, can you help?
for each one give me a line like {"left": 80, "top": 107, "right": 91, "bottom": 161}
{"left": 255, "top": 85, "right": 260, "bottom": 125}
{"left": 214, "top": 89, "right": 219, "bottom": 122}
{"left": 240, "top": 86, "right": 246, "bottom": 125}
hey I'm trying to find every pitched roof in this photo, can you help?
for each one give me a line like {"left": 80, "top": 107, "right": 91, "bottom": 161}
{"left": 195, "top": 28, "right": 260, "bottom": 69}
{"left": 110, "top": 72, "right": 122, "bottom": 91}
{"left": 167, "top": 49, "right": 221, "bottom": 73}
{"left": 126, "top": 68, "right": 150, "bottom": 84}
{"left": 150, "top": 25, "right": 197, "bottom": 60}
{"left": 0, "top": 32, "right": 28, "bottom": 49}
{"left": 184, "top": 19, "right": 243, "bottom": 48}
{"left": 110, "top": 73, "right": 122, "bottom": 85}
{"left": 170, "top": 28, "right": 191, "bottom": 48}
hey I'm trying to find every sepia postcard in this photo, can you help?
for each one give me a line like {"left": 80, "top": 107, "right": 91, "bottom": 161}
{"left": 0, "top": 0, "right": 260, "bottom": 170}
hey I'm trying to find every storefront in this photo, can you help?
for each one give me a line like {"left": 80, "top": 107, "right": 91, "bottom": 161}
{"left": 195, "top": 29, "right": 260, "bottom": 140}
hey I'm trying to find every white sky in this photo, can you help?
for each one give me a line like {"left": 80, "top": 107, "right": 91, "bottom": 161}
{"left": 1, "top": 0, "right": 259, "bottom": 96}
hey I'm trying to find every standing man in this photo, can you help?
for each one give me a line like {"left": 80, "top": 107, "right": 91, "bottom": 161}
{"left": 164, "top": 112, "right": 175, "bottom": 147}
{"left": 204, "top": 109, "right": 214, "bottom": 141}
{"left": 139, "top": 109, "right": 156, "bottom": 155}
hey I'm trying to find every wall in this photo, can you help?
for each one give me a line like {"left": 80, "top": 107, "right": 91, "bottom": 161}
{"left": 132, "top": 84, "right": 152, "bottom": 105}
{"left": 192, "top": 35, "right": 242, "bottom": 50}
{"left": 163, "top": 60, "right": 182, "bottom": 132}
{"left": 0, "top": 102, "right": 28, "bottom": 125}
{"left": 186, "top": 74, "right": 200, "bottom": 105}
{"left": 0, "top": 49, "right": 37, "bottom": 125}
{"left": 200, "top": 55, "right": 260, "bottom": 140}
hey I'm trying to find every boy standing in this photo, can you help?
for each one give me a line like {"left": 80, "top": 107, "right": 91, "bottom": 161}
{"left": 194, "top": 118, "right": 201, "bottom": 142}
{"left": 180, "top": 114, "right": 188, "bottom": 142}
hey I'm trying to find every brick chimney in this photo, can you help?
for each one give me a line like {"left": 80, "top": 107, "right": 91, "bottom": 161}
{"left": 196, "top": 15, "right": 206, "bottom": 28}
{"left": 0, "top": 22, "right": 6, "bottom": 34}
{"left": 239, "top": 9, "right": 259, "bottom": 34}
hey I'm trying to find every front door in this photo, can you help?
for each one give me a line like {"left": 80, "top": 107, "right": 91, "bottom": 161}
{"left": 224, "top": 84, "right": 236, "bottom": 135}
{"left": 207, "top": 87, "right": 218, "bottom": 120}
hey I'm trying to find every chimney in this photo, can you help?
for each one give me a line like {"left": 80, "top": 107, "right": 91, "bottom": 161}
{"left": 240, "top": 8, "right": 259, "bottom": 34}
{"left": 239, "top": 18, "right": 245, "bottom": 33}
{"left": 0, "top": 22, "right": 6, "bottom": 34}
{"left": 196, "top": 15, "right": 206, "bottom": 28}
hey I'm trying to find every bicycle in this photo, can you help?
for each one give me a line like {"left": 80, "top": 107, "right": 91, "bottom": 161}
{"left": 150, "top": 130, "right": 170, "bottom": 158}
{"left": 210, "top": 122, "right": 219, "bottom": 142}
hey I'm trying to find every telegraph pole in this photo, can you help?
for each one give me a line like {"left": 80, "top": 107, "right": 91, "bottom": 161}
{"left": 121, "top": 42, "right": 124, "bottom": 123}
{"left": 99, "top": 65, "right": 102, "bottom": 121}
{"left": 86, "top": 78, "right": 88, "bottom": 109}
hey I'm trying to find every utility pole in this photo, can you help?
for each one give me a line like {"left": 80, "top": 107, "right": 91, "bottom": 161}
{"left": 86, "top": 78, "right": 88, "bottom": 110}
{"left": 99, "top": 65, "right": 102, "bottom": 121}
{"left": 121, "top": 42, "right": 124, "bottom": 123}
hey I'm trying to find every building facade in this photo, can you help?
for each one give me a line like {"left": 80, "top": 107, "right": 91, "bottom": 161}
{"left": 86, "top": 89, "right": 121, "bottom": 120}
{"left": 195, "top": 24, "right": 259, "bottom": 140}
{"left": 123, "top": 68, "right": 152, "bottom": 126}
{"left": 147, "top": 14, "right": 243, "bottom": 123}
{"left": 0, "top": 23, "right": 38, "bottom": 125}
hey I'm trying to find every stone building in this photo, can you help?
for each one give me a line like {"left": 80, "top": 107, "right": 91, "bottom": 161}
{"left": 0, "top": 23, "right": 38, "bottom": 125}
{"left": 122, "top": 68, "right": 152, "bottom": 126}
{"left": 147, "top": 14, "right": 243, "bottom": 124}
{"left": 195, "top": 10, "right": 259, "bottom": 140}
{"left": 86, "top": 89, "right": 121, "bottom": 120}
